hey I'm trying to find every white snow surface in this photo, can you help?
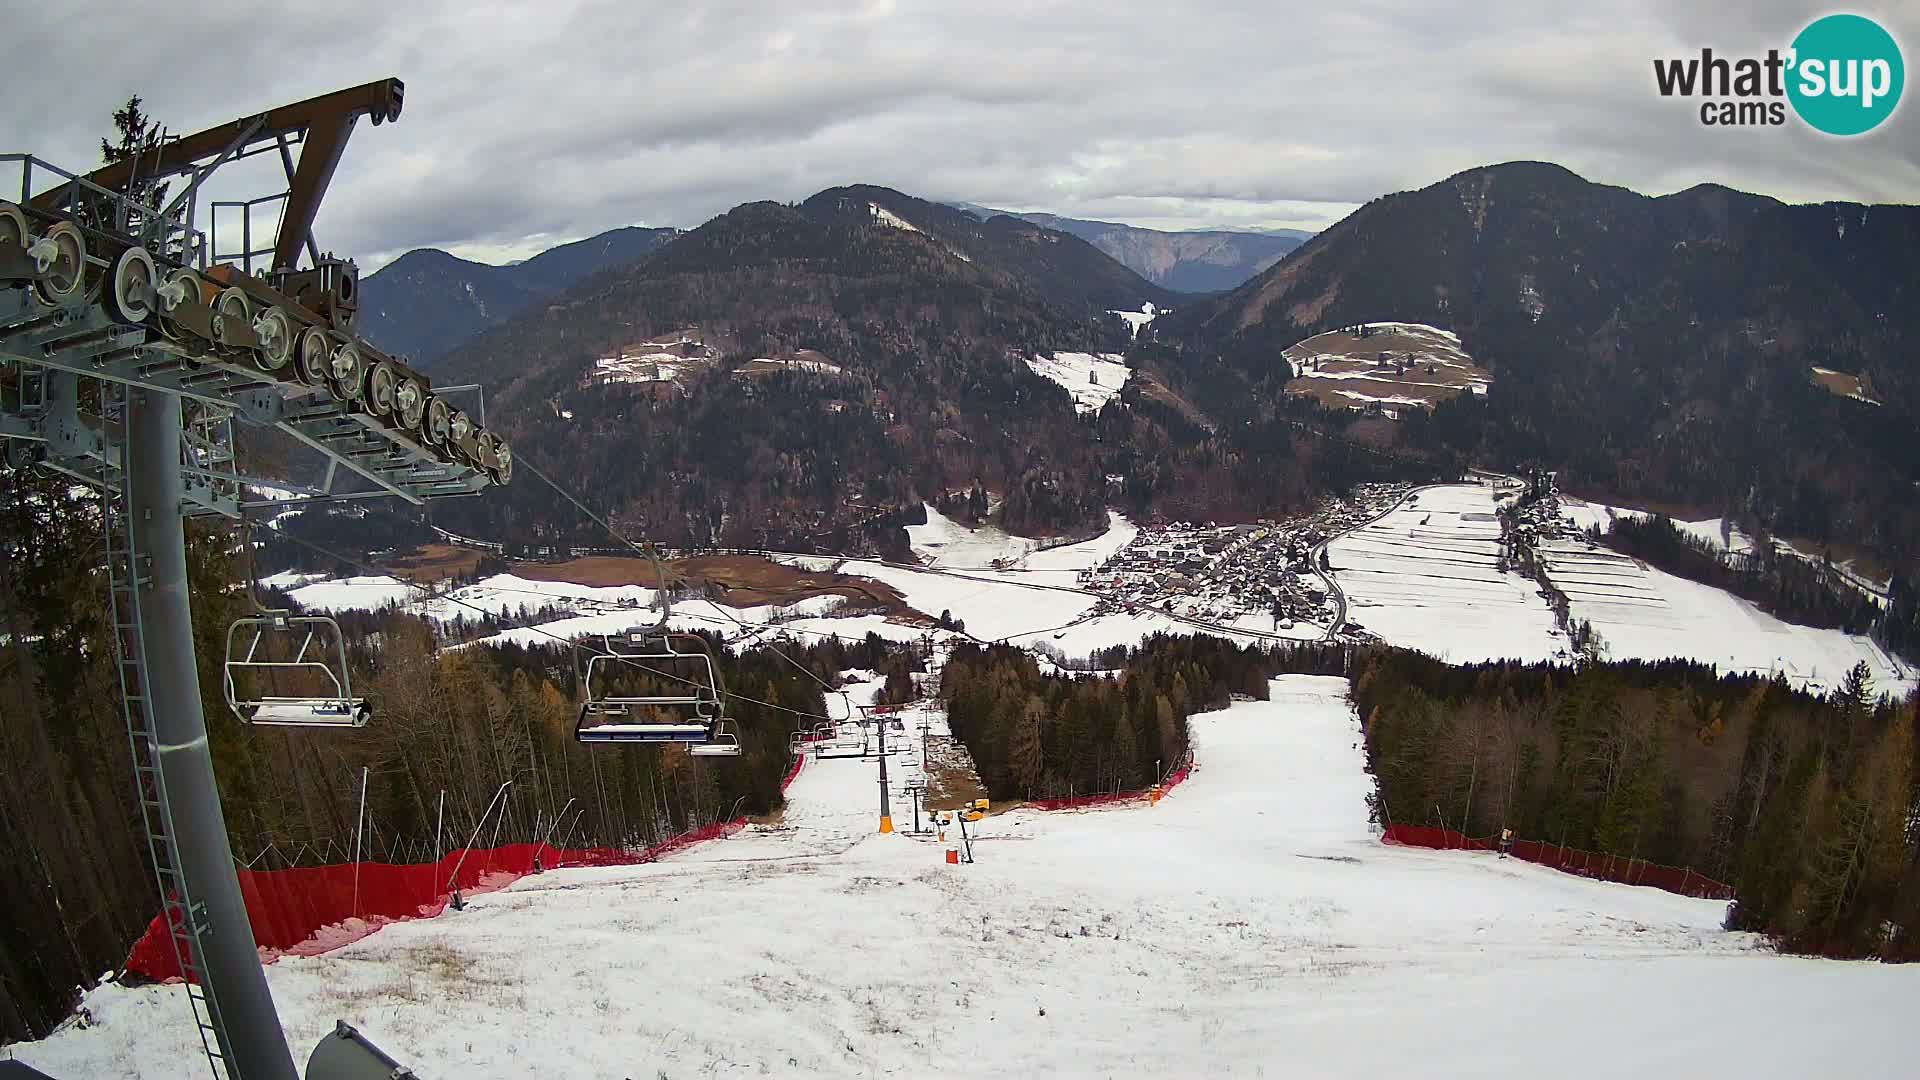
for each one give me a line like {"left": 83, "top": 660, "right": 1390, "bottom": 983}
{"left": 1328, "top": 484, "right": 1564, "bottom": 663}
{"left": 284, "top": 572, "right": 886, "bottom": 649}
{"left": 1108, "top": 301, "right": 1159, "bottom": 339}
{"left": 1537, "top": 539, "right": 1915, "bottom": 695}
{"left": 285, "top": 575, "right": 418, "bottom": 613}
{"left": 839, "top": 558, "right": 1097, "bottom": 642}
{"left": 869, "top": 202, "right": 920, "bottom": 232}
{"left": 1024, "top": 351, "right": 1132, "bottom": 413}
{"left": 27, "top": 675, "right": 1920, "bottom": 1079}
{"left": 907, "top": 504, "right": 1037, "bottom": 567}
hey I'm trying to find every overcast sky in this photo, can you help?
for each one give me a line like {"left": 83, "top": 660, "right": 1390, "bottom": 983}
{"left": 16, "top": 0, "right": 1919, "bottom": 270}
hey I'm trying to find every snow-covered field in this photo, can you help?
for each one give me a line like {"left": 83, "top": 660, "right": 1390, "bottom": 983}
{"left": 838, "top": 559, "right": 1097, "bottom": 642}
{"left": 283, "top": 572, "right": 865, "bottom": 649}
{"left": 29, "top": 675, "right": 1918, "bottom": 1079}
{"left": 906, "top": 504, "right": 1038, "bottom": 567}
{"left": 1329, "top": 484, "right": 1914, "bottom": 693}
{"left": 906, "top": 506, "right": 1138, "bottom": 578}
{"left": 1327, "top": 484, "right": 1564, "bottom": 663}
{"left": 1024, "top": 351, "right": 1132, "bottom": 413}
{"left": 288, "top": 572, "right": 655, "bottom": 621}
{"left": 1283, "top": 322, "right": 1490, "bottom": 411}
{"left": 1537, "top": 539, "right": 1915, "bottom": 695}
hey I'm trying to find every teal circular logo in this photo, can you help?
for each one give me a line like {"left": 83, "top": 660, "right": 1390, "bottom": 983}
{"left": 1787, "top": 14, "right": 1904, "bottom": 135}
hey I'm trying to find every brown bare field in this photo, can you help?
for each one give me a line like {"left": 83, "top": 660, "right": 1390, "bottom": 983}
{"left": 924, "top": 753, "right": 991, "bottom": 812}
{"left": 1782, "top": 537, "right": 1893, "bottom": 585}
{"left": 515, "top": 553, "right": 918, "bottom": 615}
{"left": 1130, "top": 370, "right": 1215, "bottom": 432}
{"left": 386, "top": 544, "right": 489, "bottom": 583}
{"left": 1282, "top": 323, "right": 1489, "bottom": 412}
{"left": 1809, "top": 366, "right": 1879, "bottom": 405}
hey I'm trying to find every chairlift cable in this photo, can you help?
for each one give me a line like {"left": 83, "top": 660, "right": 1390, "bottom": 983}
{"left": 266, "top": 526, "right": 839, "bottom": 723}
{"left": 513, "top": 453, "right": 844, "bottom": 698}
{"left": 346, "top": 492, "right": 942, "bottom": 647}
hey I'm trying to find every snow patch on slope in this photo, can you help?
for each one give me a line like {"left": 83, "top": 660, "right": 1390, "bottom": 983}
{"left": 1108, "top": 302, "right": 1160, "bottom": 339}
{"left": 869, "top": 202, "right": 920, "bottom": 232}
{"left": 1024, "top": 351, "right": 1131, "bottom": 414}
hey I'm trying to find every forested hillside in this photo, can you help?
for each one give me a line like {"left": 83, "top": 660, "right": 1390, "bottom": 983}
{"left": 357, "top": 226, "right": 680, "bottom": 365}
{"left": 1354, "top": 649, "right": 1919, "bottom": 958}
{"left": 1165, "top": 162, "right": 1920, "bottom": 582}
{"left": 422, "top": 186, "right": 1424, "bottom": 552}
{"left": 0, "top": 465, "right": 885, "bottom": 1040}
{"left": 941, "top": 636, "right": 1349, "bottom": 802}
{"left": 1597, "top": 514, "right": 1891, "bottom": 640}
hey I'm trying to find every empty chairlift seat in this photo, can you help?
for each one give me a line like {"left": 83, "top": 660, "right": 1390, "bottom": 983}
{"left": 688, "top": 720, "right": 742, "bottom": 757}
{"left": 574, "top": 630, "right": 735, "bottom": 752}
{"left": 223, "top": 610, "right": 369, "bottom": 729}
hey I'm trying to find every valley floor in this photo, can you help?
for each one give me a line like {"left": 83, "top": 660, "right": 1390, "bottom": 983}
{"left": 22, "top": 677, "right": 1919, "bottom": 1078}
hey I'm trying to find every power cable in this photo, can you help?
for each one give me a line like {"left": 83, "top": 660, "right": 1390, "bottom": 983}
{"left": 512, "top": 453, "right": 850, "bottom": 700}
{"left": 265, "top": 526, "right": 839, "bottom": 723}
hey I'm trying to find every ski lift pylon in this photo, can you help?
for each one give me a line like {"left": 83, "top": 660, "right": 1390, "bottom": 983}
{"left": 223, "top": 609, "right": 370, "bottom": 728}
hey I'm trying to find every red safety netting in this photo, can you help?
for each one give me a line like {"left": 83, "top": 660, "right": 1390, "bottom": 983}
{"left": 126, "top": 823, "right": 752, "bottom": 983}
{"left": 1381, "top": 824, "right": 1734, "bottom": 900}
{"left": 1025, "top": 755, "right": 1196, "bottom": 812}
{"left": 779, "top": 751, "right": 806, "bottom": 790}
{"left": 129, "top": 748, "right": 818, "bottom": 982}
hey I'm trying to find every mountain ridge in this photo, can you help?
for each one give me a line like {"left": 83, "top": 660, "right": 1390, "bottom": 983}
{"left": 1169, "top": 159, "right": 1920, "bottom": 569}
{"left": 953, "top": 202, "right": 1311, "bottom": 292}
{"left": 357, "top": 225, "right": 681, "bottom": 365}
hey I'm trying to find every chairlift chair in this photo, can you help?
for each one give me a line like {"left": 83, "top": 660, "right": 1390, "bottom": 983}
{"left": 689, "top": 719, "right": 742, "bottom": 758}
{"left": 574, "top": 629, "right": 727, "bottom": 746}
{"left": 223, "top": 610, "right": 370, "bottom": 729}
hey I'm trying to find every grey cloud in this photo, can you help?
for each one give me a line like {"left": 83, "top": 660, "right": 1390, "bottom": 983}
{"left": 11, "top": 0, "right": 1917, "bottom": 272}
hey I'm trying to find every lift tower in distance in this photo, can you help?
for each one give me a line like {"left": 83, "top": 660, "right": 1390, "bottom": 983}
{"left": 2, "top": 79, "right": 512, "bottom": 1079}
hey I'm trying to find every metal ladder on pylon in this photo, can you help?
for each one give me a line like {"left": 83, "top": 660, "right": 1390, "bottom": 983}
{"left": 102, "top": 389, "right": 232, "bottom": 1079}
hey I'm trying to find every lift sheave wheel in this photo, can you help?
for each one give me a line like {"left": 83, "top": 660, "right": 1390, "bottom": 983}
{"left": 366, "top": 360, "right": 399, "bottom": 416}
{"left": 394, "top": 377, "right": 427, "bottom": 431}
{"left": 423, "top": 395, "right": 451, "bottom": 446}
{"left": 327, "top": 341, "right": 366, "bottom": 402}
{"left": 489, "top": 441, "right": 513, "bottom": 485}
{"left": 212, "top": 287, "right": 251, "bottom": 349}
{"left": 295, "top": 325, "right": 332, "bottom": 385}
{"left": 0, "top": 202, "right": 28, "bottom": 250}
{"left": 30, "top": 221, "right": 88, "bottom": 306}
{"left": 253, "top": 306, "right": 296, "bottom": 371}
{"left": 106, "top": 247, "right": 157, "bottom": 325}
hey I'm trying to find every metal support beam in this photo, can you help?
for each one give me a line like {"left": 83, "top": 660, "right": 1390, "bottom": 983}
{"left": 271, "top": 114, "right": 356, "bottom": 272}
{"left": 128, "top": 390, "right": 299, "bottom": 1080}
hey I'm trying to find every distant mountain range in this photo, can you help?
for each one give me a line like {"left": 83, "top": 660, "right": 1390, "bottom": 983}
{"left": 346, "top": 166, "right": 1918, "bottom": 588}
{"left": 1165, "top": 160, "right": 1920, "bottom": 568}
{"left": 424, "top": 184, "right": 1194, "bottom": 551}
{"left": 953, "top": 203, "right": 1312, "bottom": 292}
{"left": 356, "top": 226, "right": 680, "bottom": 365}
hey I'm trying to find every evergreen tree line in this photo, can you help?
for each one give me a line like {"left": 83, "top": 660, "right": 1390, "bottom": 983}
{"left": 941, "top": 635, "right": 1351, "bottom": 802}
{"left": 1598, "top": 514, "right": 1897, "bottom": 651}
{"left": 1353, "top": 648, "right": 1919, "bottom": 959}
{"left": 0, "top": 467, "right": 878, "bottom": 1040}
